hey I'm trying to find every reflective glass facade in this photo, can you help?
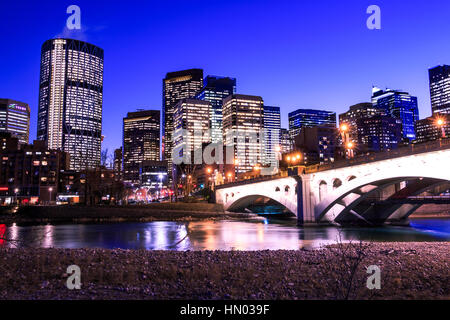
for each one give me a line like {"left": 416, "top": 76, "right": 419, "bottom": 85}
{"left": 263, "top": 106, "right": 281, "bottom": 165}
{"left": 0, "top": 99, "right": 30, "bottom": 144}
{"left": 196, "top": 76, "right": 236, "bottom": 143}
{"left": 288, "top": 108, "right": 336, "bottom": 140}
{"left": 37, "top": 38, "right": 104, "bottom": 170}
{"left": 429, "top": 65, "right": 450, "bottom": 114}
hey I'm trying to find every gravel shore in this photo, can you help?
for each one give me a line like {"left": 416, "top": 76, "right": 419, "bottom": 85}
{"left": 0, "top": 242, "right": 448, "bottom": 300}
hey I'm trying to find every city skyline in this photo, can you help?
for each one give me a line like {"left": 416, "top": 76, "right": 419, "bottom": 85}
{"left": 2, "top": 1, "right": 450, "bottom": 154}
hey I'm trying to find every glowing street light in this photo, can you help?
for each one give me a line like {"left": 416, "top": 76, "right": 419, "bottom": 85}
{"left": 347, "top": 142, "right": 354, "bottom": 149}
{"left": 436, "top": 118, "right": 446, "bottom": 138}
{"left": 340, "top": 124, "right": 348, "bottom": 132}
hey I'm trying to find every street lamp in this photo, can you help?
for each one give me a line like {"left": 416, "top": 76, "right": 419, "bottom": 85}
{"left": 49, "top": 187, "right": 53, "bottom": 204}
{"left": 14, "top": 188, "right": 19, "bottom": 205}
{"left": 436, "top": 118, "right": 446, "bottom": 138}
{"left": 227, "top": 172, "right": 232, "bottom": 183}
{"left": 346, "top": 142, "right": 354, "bottom": 159}
{"left": 158, "top": 173, "right": 163, "bottom": 200}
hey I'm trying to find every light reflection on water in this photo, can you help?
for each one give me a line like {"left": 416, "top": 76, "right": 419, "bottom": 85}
{"left": 0, "top": 218, "right": 449, "bottom": 251}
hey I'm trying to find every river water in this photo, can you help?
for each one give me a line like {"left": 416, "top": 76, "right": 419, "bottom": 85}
{"left": 1, "top": 217, "right": 448, "bottom": 250}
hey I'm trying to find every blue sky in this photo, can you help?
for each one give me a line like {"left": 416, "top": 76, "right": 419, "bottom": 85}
{"left": 1, "top": 0, "right": 450, "bottom": 153}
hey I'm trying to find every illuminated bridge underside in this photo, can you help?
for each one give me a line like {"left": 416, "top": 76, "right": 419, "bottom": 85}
{"left": 216, "top": 149, "right": 450, "bottom": 225}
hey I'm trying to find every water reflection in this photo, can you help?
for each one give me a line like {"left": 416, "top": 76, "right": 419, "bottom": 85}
{"left": 0, "top": 218, "right": 448, "bottom": 250}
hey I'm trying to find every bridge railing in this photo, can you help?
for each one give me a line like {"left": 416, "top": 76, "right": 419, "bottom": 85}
{"left": 305, "top": 138, "right": 450, "bottom": 173}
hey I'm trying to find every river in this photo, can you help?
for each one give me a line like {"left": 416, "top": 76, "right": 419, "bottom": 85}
{"left": 0, "top": 217, "right": 448, "bottom": 250}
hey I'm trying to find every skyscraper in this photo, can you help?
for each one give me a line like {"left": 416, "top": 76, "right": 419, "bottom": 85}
{"left": 429, "top": 65, "right": 450, "bottom": 114}
{"left": 372, "top": 87, "right": 419, "bottom": 141}
{"left": 288, "top": 108, "right": 336, "bottom": 140}
{"left": 280, "top": 128, "right": 292, "bottom": 154}
{"left": 162, "top": 69, "right": 203, "bottom": 168}
{"left": 37, "top": 38, "right": 104, "bottom": 170}
{"left": 357, "top": 115, "right": 402, "bottom": 152}
{"left": 223, "top": 94, "right": 264, "bottom": 173}
{"left": 196, "top": 76, "right": 236, "bottom": 143}
{"left": 263, "top": 106, "right": 281, "bottom": 165}
{"left": 123, "top": 110, "right": 160, "bottom": 185}
{"left": 173, "top": 99, "right": 211, "bottom": 161}
{"left": 339, "top": 102, "right": 385, "bottom": 143}
{"left": 0, "top": 99, "right": 30, "bottom": 144}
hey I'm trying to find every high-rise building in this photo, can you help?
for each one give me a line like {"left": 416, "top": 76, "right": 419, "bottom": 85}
{"left": 223, "top": 94, "right": 264, "bottom": 173}
{"left": 263, "top": 106, "right": 281, "bottom": 165}
{"left": 429, "top": 65, "right": 450, "bottom": 114}
{"left": 162, "top": 69, "right": 203, "bottom": 168}
{"left": 280, "top": 128, "right": 292, "bottom": 154}
{"left": 414, "top": 114, "right": 450, "bottom": 143}
{"left": 0, "top": 99, "right": 30, "bottom": 144}
{"left": 339, "top": 102, "right": 385, "bottom": 143}
{"left": 357, "top": 115, "right": 402, "bottom": 152}
{"left": 123, "top": 110, "right": 160, "bottom": 185}
{"left": 288, "top": 108, "right": 336, "bottom": 140}
{"left": 113, "top": 148, "right": 122, "bottom": 180}
{"left": 37, "top": 38, "right": 104, "bottom": 170}
{"left": 196, "top": 76, "right": 236, "bottom": 143}
{"left": 372, "top": 87, "right": 419, "bottom": 141}
{"left": 293, "top": 126, "right": 338, "bottom": 164}
{"left": 173, "top": 99, "right": 211, "bottom": 160}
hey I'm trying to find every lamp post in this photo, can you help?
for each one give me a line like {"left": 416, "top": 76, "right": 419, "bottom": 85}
{"left": 158, "top": 173, "right": 163, "bottom": 200}
{"left": 437, "top": 118, "right": 446, "bottom": 139}
{"left": 49, "top": 187, "right": 53, "bottom": 204}
{"left": 14, "top": 188, "right": 19, "bottom": 205}
{"left": 346, "top": 141, "right": 354, "bottom": 159}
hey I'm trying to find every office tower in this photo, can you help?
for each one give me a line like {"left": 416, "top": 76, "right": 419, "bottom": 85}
{"left": 140, "top": 160, "right": 168, "bottom": 190}
{"left": 223, "top": 94, "right": 264, "bottom": 173}
{"left": 263, "top": 106, "right": 281, "bottom": 165}
{"left": 414, "top": 114, "right": 450, "bottom": 143}
{"left": 196, "top": 76, "right": 236, "bottom": 143}
{"left": 339, "top": 102, "right": 385, "bottom": 143}
{"left": 123, "top": 110, "right": 160, "bottom": 185}
{"left": 37, "top": 38, "right": 104, "bottom": 170}
{"left": 372, "top": 87, "right": 419, "bottom": 141}
{"left": 293, "top": 126, "right": 338, "bottom": 164}
{"left": 173, "top": 99, "right": 211, "bottom": 160}
{"left": 280, "top": 128, "right": 292, "bottom": 153}
{"left": 162, "top": 69, "right": 203, "bottom": 168}
{"left": 357, "top": 115, "right": 402, "bottom": 152}
{"left": 288, "top": 108, "right": 336, "bottom": 140}
{"left": 0, "top": 99, "right": 30, "bottom": 144}
{"left": 113, "top": 148, "right": 122, "bottom": 179}
{"left": 429, "top": 65, "right": 450, "bottom": 114}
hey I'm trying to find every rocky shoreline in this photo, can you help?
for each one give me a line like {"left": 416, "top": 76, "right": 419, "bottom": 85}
{"left": 0, "top": 242, "right": 448, "bottom": 300}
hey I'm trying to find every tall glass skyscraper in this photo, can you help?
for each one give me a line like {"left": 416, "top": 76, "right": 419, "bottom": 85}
{"left": 429, "top": 65, "right": 450, "bottom": 114}
{"left": 123, "top": 110, "right": 160, "bottom": 185}
{"left": 37, "top": 38, "right": 104, "bottom": 170}
{"left": 288, "top": 108, "right": 336, "bottom": 140}
{"left": 223, "top": 94, "right": 264, "bottom": 173}
{"left": 196, "top": 76, "right": 236, "bottom": 143}
{"left": 263, "top": 106, "right": 281, "bottom": 165}
{"left": 372, "top": 87, "right": 419, "bottom": 141}
{"left": 0, "top": 99, "right": 30, "bottom": 144}
{"left": 162, "top": 69, "right": 203, "bottom": 167}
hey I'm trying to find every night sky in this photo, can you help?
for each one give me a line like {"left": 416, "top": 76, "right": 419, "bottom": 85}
{"left": 1, "top": 0, "right": 450, "bottom": 153}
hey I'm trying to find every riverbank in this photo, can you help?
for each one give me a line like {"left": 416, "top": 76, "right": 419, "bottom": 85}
{"left": 0, "top": 203, "right": 253, "bottom": 224}
{"left": 0, "top": 242, "right": 448, "bottom": 300}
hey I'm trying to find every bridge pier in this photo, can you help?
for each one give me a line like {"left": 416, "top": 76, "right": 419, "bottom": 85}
{"left": 296, "top": 175, "right": 317, "bottom": 226}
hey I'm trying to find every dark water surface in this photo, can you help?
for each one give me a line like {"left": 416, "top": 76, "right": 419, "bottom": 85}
{"left": 0, "top": 217, "right": 448, "bottom": 250}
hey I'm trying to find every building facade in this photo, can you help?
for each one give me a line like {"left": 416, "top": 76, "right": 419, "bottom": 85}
{"left": 280, "top": 128, "right": 292, "bottom": 154}
{"left": 113, "top": 148, "right": 122, "bottom": 180}
{"left": 123, "top": 110, "right": 160, "bottom": 185}
{"left": 0, "top": 133, "right": 69, "bottom": 204}
{"left": 162, "top": 69, "right": 203, "bottom": 168}
{"left": 357, "top": 115, "right": 402, "bottom": 152}
{"left": 339, "top": 102, "right": 385, "bottom": 143}
{"left": 288, "top": 108, "right": 336, "bottom": 140}
{"left": 372, "top": 87, "right": 419, "bottom": 141}
{"left": 196, "top": 76, "right": 236, "bottom": 143}
{"left": 0, "top": 99, "right": 30, "bottom": 144}
{"left": 263, "top": 106, "right": 281, "bottom": 166}
{"left": 293, "top": 126, "right": 338, "bottom": 164}
{"left": 429, "top": 65, "right": 450, "bottom": 114}
{"left": 223, "top": 94, "right": 264, "bottom": 174}
{"left": 37, "top": 38, "right": 104, "bottom": 170}
{"left": 414, "top": 114, "right": 450, "bottom": 143}
{"left": 173, "top": 99, "right": 211, "bottom": 162}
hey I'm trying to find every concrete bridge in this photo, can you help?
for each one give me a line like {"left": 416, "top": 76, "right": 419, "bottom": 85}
{"left": 215, "top": 140, "right": 450, "bottom": 225}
